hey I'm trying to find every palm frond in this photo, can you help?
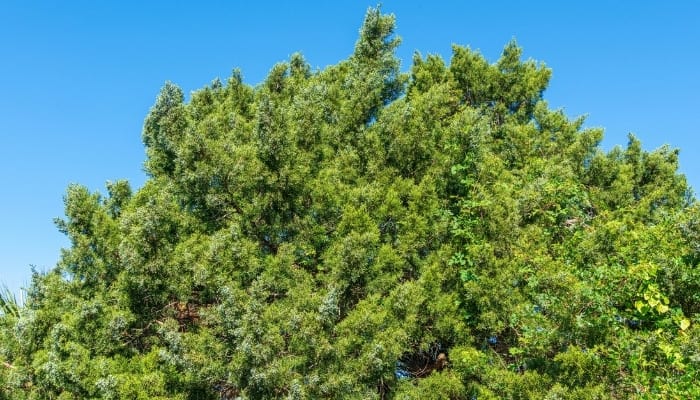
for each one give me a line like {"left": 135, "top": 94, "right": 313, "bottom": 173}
{"left": 0, "top": 283, "right": 21, "bottom": 318}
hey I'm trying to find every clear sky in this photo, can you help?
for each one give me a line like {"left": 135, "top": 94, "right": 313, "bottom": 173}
{"left": 1, "top": 2, "right": 698, "bottom": 296}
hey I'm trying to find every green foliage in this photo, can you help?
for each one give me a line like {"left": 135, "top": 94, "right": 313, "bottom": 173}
{"left": 0, "top": 285, "right": 20, "bottom": 319}
{"left": 2, "top": 6, "right": 698, "bottom": 399}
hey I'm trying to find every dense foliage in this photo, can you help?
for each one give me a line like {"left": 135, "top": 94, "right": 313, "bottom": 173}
{"left": 2, "top": 8, "right": 699, "bottom": 399}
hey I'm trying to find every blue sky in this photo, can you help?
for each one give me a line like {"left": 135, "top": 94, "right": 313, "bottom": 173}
{"left": 1, "top": 2, "right": 698, "bottom": 296}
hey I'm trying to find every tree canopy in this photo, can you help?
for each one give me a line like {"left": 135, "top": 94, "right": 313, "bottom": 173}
{"left": 2, "top": 7, "right": 699, "bottom": 399}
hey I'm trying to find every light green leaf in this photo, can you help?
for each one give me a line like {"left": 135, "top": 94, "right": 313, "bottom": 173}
{"left": 635, "top": 300, "right": 646, "bottom": 313}
{"left": 656, "top": 303, "right": 669, "bottom": 314}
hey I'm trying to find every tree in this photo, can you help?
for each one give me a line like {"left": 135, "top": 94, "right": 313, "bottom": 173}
{"left": 2, "top": 6, "right": 698, "bottom": 399}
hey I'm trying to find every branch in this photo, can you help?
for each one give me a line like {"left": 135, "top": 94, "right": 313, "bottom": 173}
{"left": 2, "top": 361, "right": 14, "bottom": 369}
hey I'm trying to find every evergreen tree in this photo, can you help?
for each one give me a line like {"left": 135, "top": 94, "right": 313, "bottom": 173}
{"left": 2, "top": 7, "right": 698, "bottom": 399}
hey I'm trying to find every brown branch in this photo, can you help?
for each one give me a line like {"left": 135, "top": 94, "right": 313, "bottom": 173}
{"left": 2, "top": 361, "right": 14, "bottom": 369}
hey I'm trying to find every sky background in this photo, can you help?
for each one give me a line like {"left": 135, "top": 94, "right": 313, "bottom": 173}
{"left": 1, "top": 1, "right": 698, "bottom": 296}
